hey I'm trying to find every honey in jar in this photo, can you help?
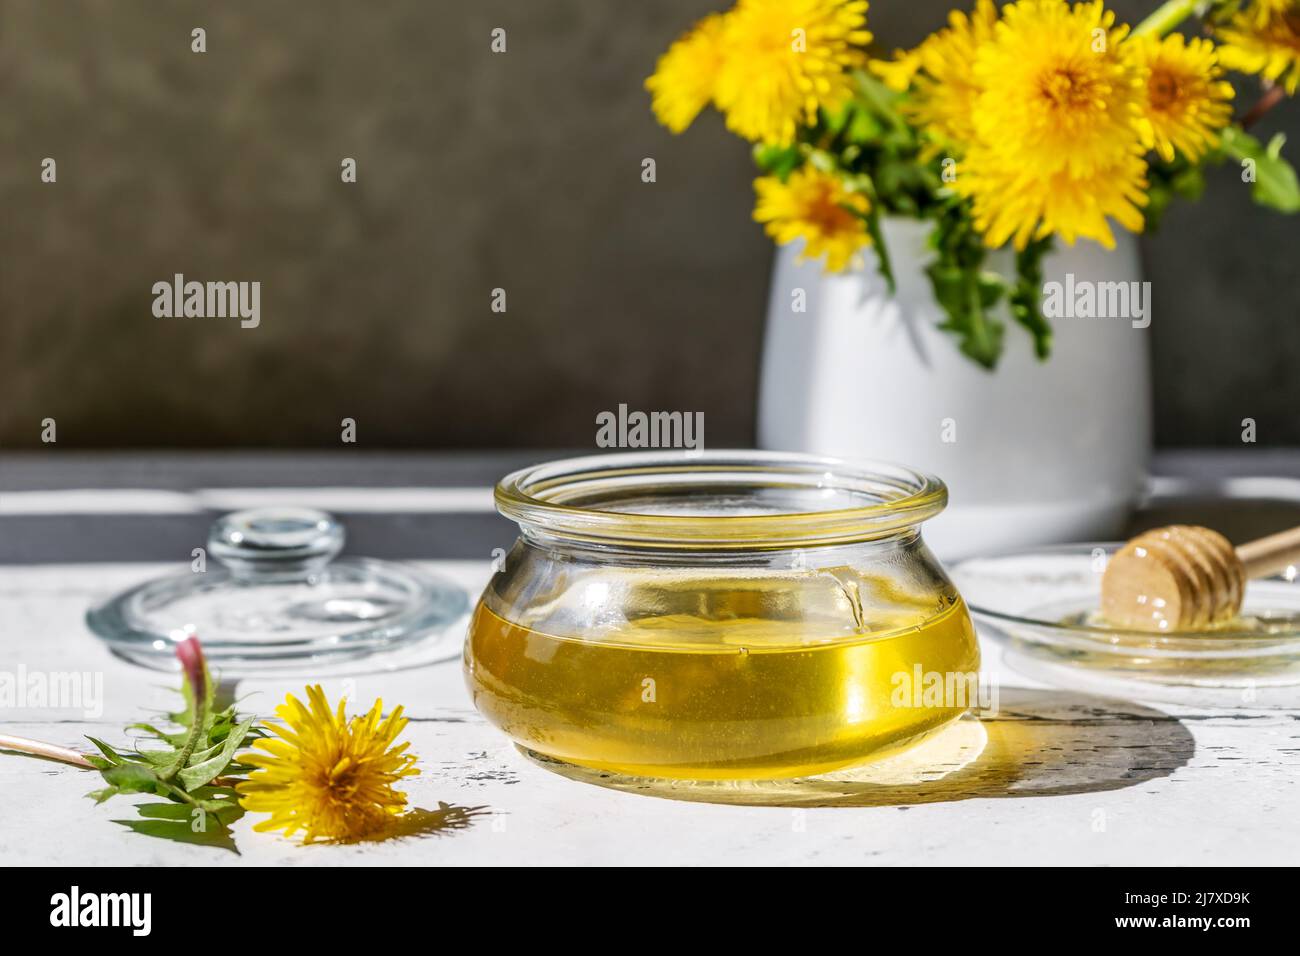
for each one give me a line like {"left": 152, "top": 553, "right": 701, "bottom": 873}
{"left": 465, "top": 452, "right": 981, "bottom": 782}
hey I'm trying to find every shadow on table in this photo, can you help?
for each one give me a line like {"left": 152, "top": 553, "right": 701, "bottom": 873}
{"left": 524, "top": 688, "right": 1195, "bottom": 807}
{"left": 112, "top": 800, "right": 493, "bottom": 854}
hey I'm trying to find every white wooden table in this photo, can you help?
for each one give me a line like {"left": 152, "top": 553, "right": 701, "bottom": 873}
{"left": 2, "top": 452, "right": 1299, "bottom": 865}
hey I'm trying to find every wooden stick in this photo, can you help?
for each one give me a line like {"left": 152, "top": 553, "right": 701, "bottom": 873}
{"left": 0, "top": 733, "right": 94, "bottom": 769}
{"left": 1237, "top": 526, "right": 1300, "bottom": 581}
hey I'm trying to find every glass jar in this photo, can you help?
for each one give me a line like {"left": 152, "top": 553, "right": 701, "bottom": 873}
{"left": 464, "top": 451, "right": 979, "bottom": 782}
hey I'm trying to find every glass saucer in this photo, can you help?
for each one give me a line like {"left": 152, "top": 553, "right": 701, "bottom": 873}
{"left": 952, "top": 543, "right": 1300, "bottom": 708}
{"left": 86, "top": 507, "right": 469, "bottom": 674}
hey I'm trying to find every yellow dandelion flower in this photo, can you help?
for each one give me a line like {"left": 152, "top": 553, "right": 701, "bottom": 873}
{"left": 237, "top": 686, "right": 419, "bottom": 844}
{"left": 898, "top": 0, "right": 1001, "bottom": 150}
{"left": 956, "top": 0, "right": 1148, "bottom": 250}
{"left": 1245, "top": 0, "right": 1296, "bottom": 29}
{"left": 715, "top": 0, "right": 872, "bottom": 145}
{"left": 1217, "top": 0, "right": 1300, "bottom": 95}
{"left": 646, "top": 14, "right": 730, "bottom": 134}
{"left": 753, "top": 165, "right": 871, "bottom": 272}
{"left": 1127, "top": 33, "right": 1235, "bottom": 163}
{"left": 871, "top": 46, "right": 925, "bottom": 93}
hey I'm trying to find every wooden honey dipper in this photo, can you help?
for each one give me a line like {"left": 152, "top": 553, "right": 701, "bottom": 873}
{"left": 1101, "top": 524, "right": 1300, "bottom": 631}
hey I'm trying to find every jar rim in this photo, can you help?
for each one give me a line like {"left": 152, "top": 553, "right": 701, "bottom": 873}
{"left": 495, "top": 450, "right": 947, "bottom": 549}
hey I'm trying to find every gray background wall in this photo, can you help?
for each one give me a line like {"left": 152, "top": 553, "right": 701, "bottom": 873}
{"left": 1, "top": 0, "right": 1296, "bottom": 449}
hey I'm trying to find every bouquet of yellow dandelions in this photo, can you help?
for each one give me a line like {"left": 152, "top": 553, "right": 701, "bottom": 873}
{"left": 646, "top": 0, "right": 1300, "bottom": 368}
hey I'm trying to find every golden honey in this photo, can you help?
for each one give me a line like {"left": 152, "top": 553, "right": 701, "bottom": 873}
{"left": 465, "top": 573, "right": 979, "bottom": 780}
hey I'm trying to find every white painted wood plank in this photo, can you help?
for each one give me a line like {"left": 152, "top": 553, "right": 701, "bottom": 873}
{"left": 1, "top": 562, "right": 1298, "bottom": 865}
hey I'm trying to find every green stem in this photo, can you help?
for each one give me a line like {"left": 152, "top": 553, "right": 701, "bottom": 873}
{"left": 852, "top": 70, "right": 909, "bottom": 135}
{"left": 157, "top": 696, "right": 207, "bottom": 782}
{"left": 1133, "top": 0, "right": 1200, "bottom": 37}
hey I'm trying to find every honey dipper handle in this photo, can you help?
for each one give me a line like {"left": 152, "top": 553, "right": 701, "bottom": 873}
{"left": 1236, "top": 525, "right": 1300, "bottom": 580}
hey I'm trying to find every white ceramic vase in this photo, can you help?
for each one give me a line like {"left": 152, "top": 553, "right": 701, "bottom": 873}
{"left": 757, "top": 217, "right": 1151, "bottom": 560}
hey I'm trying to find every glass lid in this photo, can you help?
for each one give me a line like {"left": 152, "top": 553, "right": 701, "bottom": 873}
{"left": 86, "top": 507, "right": 469, "bottom": 674}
